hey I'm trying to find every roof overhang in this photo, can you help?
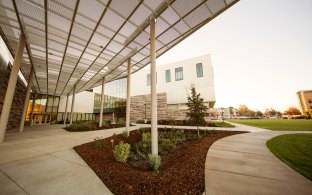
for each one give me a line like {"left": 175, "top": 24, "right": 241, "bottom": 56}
{"left": 0, "top": 0, "right": 239, "bottom": 96}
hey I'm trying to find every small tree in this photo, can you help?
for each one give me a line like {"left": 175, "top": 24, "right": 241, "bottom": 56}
{"left": 186, "top": 85, "right": 208, "bottom": 137}
{"left": 284, "top": 106, "right": 301, "bottom": 115}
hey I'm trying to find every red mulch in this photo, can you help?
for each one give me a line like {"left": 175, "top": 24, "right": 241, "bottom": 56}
{"left": 74, "top": 130, "right": 246, "bottom": 195}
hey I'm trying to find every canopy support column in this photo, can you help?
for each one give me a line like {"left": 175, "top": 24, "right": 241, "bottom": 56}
{"left": 19, "top": 68, "right": 34, "bottom": 132}
{"left": 126, "top": 58, "right": 131, "bottom": 136}
{"left": 150, "top": 17, "right": 158, "bottom": 155}
{"left": 63, "top": 94, "right": 69, "bottom": 126}
{"left": 0, "top": 33, "right": 26, "bottom": 142}
{"left": 69, "top": 85, "right": 76, "bottom": 125}
{"left": 99, "top": 77, "right": 105, "bottom": 127}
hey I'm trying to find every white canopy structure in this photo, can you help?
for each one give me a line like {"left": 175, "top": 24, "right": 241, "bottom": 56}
{"left": 0, "top": 0, "right": 238, "bottom": 96}
{"left": 0, "top": 0, "right": 238, "bottom": 147}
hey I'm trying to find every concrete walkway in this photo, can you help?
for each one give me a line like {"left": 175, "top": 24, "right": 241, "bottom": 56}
{"left": 0, "top": 125, "right": 141, "bottom": 195}
{"left": 205, "top": 129, "right": 312, "bottom": 195}
{"left": 2, "top": 123, "right": 312, "bottom": 194}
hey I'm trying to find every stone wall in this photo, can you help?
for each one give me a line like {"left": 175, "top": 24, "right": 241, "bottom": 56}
{"left": 130, "top": 92, "right": 169, "bottom": 122}
{"left": 129, "top": 92, "right": 213, "bottom": 122}
{"left": 0, "top": 63, "right": 27, "bottom": 130}
{"left": 166, "top": 109, "right": 189, "bottom": 120}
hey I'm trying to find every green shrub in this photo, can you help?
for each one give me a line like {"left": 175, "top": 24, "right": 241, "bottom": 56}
{"left": 94, "top": 137, "right": 104, "bottom": 149}
{"left": 148, "top": 154, "right": 161, "bottom": 175}
{"left": 133, "top": 132, "right": 151, "bottom": 158}
{"left": 103, "top": 120, "right": 111, "bottom": 127}
{"left": 65, "top": 123, "right": 89, "bottom": 131}
{"left": 64, "top": 120, "right": 99, "bottom": 131}
{"left": 159, "top": 140, "right": 176, "bottom": 153}
{"left": 117, "top": 118, "right": 126, "bottom": 126}
{"left": 113, "top": 141, "right": 131, "bottom": 163}
{"left": 122, "top": 130, "right": 129, "bottom": 138}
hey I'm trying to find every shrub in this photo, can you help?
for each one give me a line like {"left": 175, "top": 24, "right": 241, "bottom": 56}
{"left": 94, "top": 137, "right": 104, "bottom": 149}
{"left": 113, "top": 141, "right": 131, "bottom": 163}
{"left": 122, "top": 130, "right": 128, "bottom": 138}
{"left": 64, "top": 120, "right": 99, "bottom": 131}
{"left": 159, "top": 140, "right": 176, "bottom": 153}
{"left": 65, "top": 123, "right": 89, "bottom": 131}
{"left": 148, "top": 154, "right": 161, "bottom": 175}
{"left": 134, "top": 132, "right": 151, "bottom": 157}
{"left": 103, "top": 120, "right": 111, "bottom": 127}
{"left": 117, "top": 118, "right": 126, "bottom": 126}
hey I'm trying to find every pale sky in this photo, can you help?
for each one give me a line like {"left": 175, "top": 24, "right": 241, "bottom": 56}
{"left": 155, "top": 0, "right": 312, "bottom": 112}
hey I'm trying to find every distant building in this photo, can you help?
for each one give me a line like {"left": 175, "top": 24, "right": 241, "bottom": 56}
{"left": 297, "top": 90, "right": 312, "bottom": 115}
{"left": 211, "top": 107, "right": 239, "bottom": 119}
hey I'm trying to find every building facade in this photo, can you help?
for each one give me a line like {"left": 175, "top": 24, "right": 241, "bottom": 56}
{"left": 297, "top": 90, "right": 312, "bottom": 115}
{"left": 58, "top": 55, "right": 216, "bottom": 123}
{"left": 131, "top": 54, "right": 216, "bottom": 109}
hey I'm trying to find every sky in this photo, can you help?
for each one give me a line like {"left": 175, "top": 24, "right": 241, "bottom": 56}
{"left": 154, "top": 0, "right": 312, "bottom": 112}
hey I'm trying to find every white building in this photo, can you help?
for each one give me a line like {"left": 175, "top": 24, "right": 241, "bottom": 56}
{"left": 131, "top": 54, "right": 216, "bottom": 109}
{"left": 58, "top": 54, "right": 216, "bottom": 122}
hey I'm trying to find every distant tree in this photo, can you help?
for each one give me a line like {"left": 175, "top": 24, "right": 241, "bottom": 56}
{"left": 238, "top": 105, "right": 250, "bottom": 116}
{"left": 238, "top": 105, "right": 255, "bottom": 117}
{"left": 264, "top": 108, "right": 277, "bottom": 117}
{"left": 186, "top": 85, "right": 208, "bottom": 137}
{"left": 255, "top": 111, "right": 263, "bottom": 117}
{"left": 284, "top": 107, "right": 301, "bottom": 115}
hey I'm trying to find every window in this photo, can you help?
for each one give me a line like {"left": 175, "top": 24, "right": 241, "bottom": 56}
{"left": 147, "top": 74, "right": 150, "bottom": 86}
{"left": 175, "top": 67, "right": 183, "bottom": 81}
{"left": 309, "top": 99, "right": 312, "bottom": 104}
{"left": 165, "top": 69, "right": 171, "bottom": 82}
{"left": 147, "top": 73, "right": 157, "bottom": 85}
{"left": 196, "top": 63, "right": 203, "bottom": 77}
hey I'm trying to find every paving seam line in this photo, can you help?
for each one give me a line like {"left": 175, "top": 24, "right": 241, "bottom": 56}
{"left": 207, "top": 148, "right": 277, "bottom": 156}
{"left": 48, "top": 150, "right": 89, "bottom": 168}
{"left": 206, "top": 168, "right": 312, "bottom": 186}
{"left": 0, "top": 169, "right": 30, "bottom": 195}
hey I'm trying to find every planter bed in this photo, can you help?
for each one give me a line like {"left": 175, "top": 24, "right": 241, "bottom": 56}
{"left": 74, "top": 128, "right": 246, "bottom": 194}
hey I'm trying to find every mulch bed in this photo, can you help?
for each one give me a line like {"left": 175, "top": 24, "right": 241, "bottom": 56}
{"left": 74, "top": 129, "right": 247, "bottom": 194}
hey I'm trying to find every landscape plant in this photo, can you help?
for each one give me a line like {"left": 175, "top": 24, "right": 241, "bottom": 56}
{"left": 148, "top": 154, "right": 161, "bottom": 175}
{"left": 186, "top": 84, "right": 208, "bottom": 136}
{"left": 121, "top": 130, "right": 128, "bottom": 138}
{"left": 113, "top": 141, "right": 131, "bottom": 163}
{"left": 94, "top": 137, "right": 104, "bottom": 149}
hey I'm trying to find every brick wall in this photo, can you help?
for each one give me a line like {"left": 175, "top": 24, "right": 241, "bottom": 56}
{"left": 0, "top": 63, "right": 27, "bottom": 130}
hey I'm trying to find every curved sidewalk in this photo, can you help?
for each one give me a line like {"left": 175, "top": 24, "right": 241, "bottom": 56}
{"left": 205, "top": 130, "right": 312, "bottom": 195}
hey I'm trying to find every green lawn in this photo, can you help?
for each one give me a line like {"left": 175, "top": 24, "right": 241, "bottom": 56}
{"left": 267, "top": 134, "right": 312, "bottom": 181}
{"left": 228, "top": 119, "right": 312, "bottom": 131}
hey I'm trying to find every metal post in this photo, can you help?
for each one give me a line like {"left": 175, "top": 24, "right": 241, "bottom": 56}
{"left": 0, "top": 33, "right": 26, "bottom": 142}
{"left": 30, "top": 92, "right": 36, "bottom": 126}
{"left": 150, "top": 17, "right": 158, "bottom": 155}
{"left": 19, "top": 68, "right": 34, "bottom": 132}
{"left": 69, "top": 85, "right": 76, "bottom": 125}
{"left": 126, "top": 58, "right": 131, "bottom": 135}
{"left": 99, "top": 77, "right": 105, "bottom": 127}
{"left": 63, "top": 94, "right": 69, "bottom": 126}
